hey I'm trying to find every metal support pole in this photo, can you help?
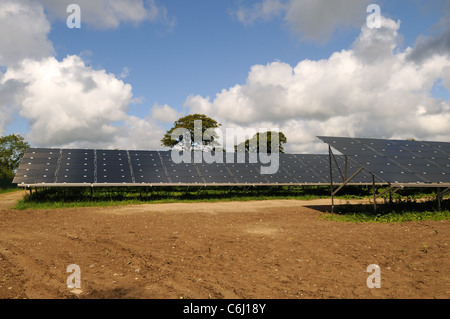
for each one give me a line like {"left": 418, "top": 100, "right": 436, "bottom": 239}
{"left": 331, "top": 151, "right": 345, "bottom": 182}
{"left": 329, "top": 146, "right": 334, "bottom": 213}
{"left": 437, "top": 187, "right": 441, "bottom": 211}
{"left": 344, "top": 156, "right": 348, "bottom": 181}
{"left": 441, "top": 187, "right": 450, "bottom": 197}
{"left": 332, "top": 167, "right": 364, "bottom": 196}
{"left": 372, "top": 174, "right": 377, "bottom": 213}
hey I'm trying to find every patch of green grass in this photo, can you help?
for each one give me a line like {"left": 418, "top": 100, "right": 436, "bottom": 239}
{"left": 14, "top": 199, "right": 143, "bottom": 210}
{"left": 14, "top": 185, "right": 348, "bottom": 210}
{"left": 0, "top": 188, "right": 22, "bottom": 195}
{"left": 322, "top": 198, "right": 450, "bottom": 223}
{"left": 12, "top": 185, "right": 450, "bottom": 225}
{"left": 322, "top": 209, "right": 450, "bottom": 223}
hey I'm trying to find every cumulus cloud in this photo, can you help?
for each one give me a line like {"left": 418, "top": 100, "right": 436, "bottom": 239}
{"left": 2, "top": 56, "right": 133, "bottom": 147}
{"left": 151, "top": 103, "right": 183, "bottom": 124}
{"left": 185, "top": 15, "right": 450, "bottom": 153}
{"left": 40, "top": 0, "right": 176, "bottom": 30}
{"left": 0, "top": 75, "right": 27, "bottom": 136}
{"left": 113, "top": 114, "right": 167, "bottom": 150}
{"left": 0, "top": 0, "right": 176, "bottom": 149}
{"left": 2, "top": 55, "right": 173, "bottom": 149}
{"left": 406, "top": 2, "right": 450, "bottom": 63}
{"left": 284, "top": 0, "right": 373, "bottom": 42}
{"left": 234, "top": 0, "right": 372, "bottom": 42}
{"left": 0, "top": 0, "right": 54, "bottom": 66}
{"left": 235, "top": 0, "right": 287, "bottom": 25}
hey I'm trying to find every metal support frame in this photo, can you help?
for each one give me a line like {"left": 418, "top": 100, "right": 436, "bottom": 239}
{"left": 372, "top": 174, "right": 377, "bottom": 213}
{"left": 330, "top": 149, "right": 345, "bottom": 182}
{"left": 329, "top": 146, "right": 334, "bottom": 212}
{"left": 374, "top": 185, "right": 402, "bottom": 201}
{"left": 436, "top": 187, "right": 450, "bottom": 211}
{"left": 332, "top": 167, "right": 364, "bottom": 196}
{"left": 328, "top": 146, "right": 365, "bottom": 213}
{"left": 440, "top": 187, "right": 450, "bottom": 197}
{"left": 437, "top": 187, "right": 441, "bottom": 211}
{"left": 437, "top": 187, "right": 450, "bottom": 211}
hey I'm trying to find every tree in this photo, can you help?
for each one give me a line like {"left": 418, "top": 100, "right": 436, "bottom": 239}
{"left": 161, "top": 114, "right": 222, "bottom": 151}
{"left": 234, "top": 131, "right": 287, "bottom": 154}
{"left": 0, "top": 134, "right": 30, "bottom": 186}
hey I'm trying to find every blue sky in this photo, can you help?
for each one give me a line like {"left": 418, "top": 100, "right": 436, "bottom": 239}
{"left": 1, "top": 0, "right": 450, "bottom": 152}
{"left": 48, "top": 1, "right": 444, "bottom": 109}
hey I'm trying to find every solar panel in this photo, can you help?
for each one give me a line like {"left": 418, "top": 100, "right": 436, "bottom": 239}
{"left": 262, "top": 155, "right": 298, "bottom": 184}
{"left": 318, "top": 136, "right": 450, "bottom": 185}
{"left": 293, "top": 155, "right": 329, "bottom": 184}
{"left": 226, "top": 162, "right": 269, "bottom": 184}
{"left": 15, "top": 146, "right": 404, "bottom": 187}
{"left": 423, "top": 141, "right": 450, "bottom": 156}
{"left": 56, "top": 149, "right": 95, "bottom": 184}
{"left": 196, "top": 162, "right": 237, "bottom": 184}
{"left": 159, "top": 151, "right": 205, "bottom": 184}
{"left": 328, "top": 154, "right": 378, "bottom": 184}
{"left": 13, "top": 148, "right": 60, "bottom": 185}
{"left": 96, "top": 149, "right": 133, "bottom": 184}
{"left": 129, "top": 150, "right": 169, "bottom": 184}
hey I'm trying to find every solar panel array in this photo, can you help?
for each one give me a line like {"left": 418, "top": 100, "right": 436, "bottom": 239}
{"left": 318, "top": 136, "right": 450, "bottom": 186}
{"left": 13, "top": 148, "right": 375, "bottom": 186}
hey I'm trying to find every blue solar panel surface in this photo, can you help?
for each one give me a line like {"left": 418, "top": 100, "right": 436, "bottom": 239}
{"left": 14, "top": 148, "right": 377, "bottom": 186}
{"left": 318, "top": 136, "right": 450, "bottom": 185}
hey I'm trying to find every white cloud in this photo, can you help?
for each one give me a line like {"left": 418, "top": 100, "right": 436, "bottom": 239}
{"left": 40, "top": 0, "right": 176, "bottom": 30}
{"left": 406, "top": 2, "right": 450, "bottom": 63}
{"left": 151, "top": 103, "right": 183, "bottom": 123}
{"left": 0, "top": 0, "right": 175, "bottom": 149}
{"left": 1, "top": 54, "right": 171, "bottom": 149}
{"left": 184, "top": 16, "right": 450, "bottom": 153}
{"left": 2, "top": 54, "right": 175, "bottom": 150}
{"left": 119, "top": 67, "right": 130, "bottom": 79}
{"left": 234, "top": 0, "right": 372, "bottom": 42}
{"left": 3, "top": 55, "right": 134, "bottom": 147}
{"left": 113, "top": 114, "right": 167, "bottom": 150}
{"left": 235, "top": 0, "right": 287, "bottom": 25}
{"left": 284, "top": 0, "right": 373, "bottom": 42}
{"left": 0, "top": 0, "right": 54, "bottom": 66}
{"left": 0, "top": 75, "right": 27, "bottom": 136}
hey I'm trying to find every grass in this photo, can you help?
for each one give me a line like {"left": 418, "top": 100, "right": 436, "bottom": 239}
{"left": 11, "top": 185, "right": 450, "bottom": 223}
{"left": 0, "top": 188, "right": 23, "bottom": 195}
{"left": 14, "top": 185, "right": 366, "bottom": 210}
{"left": 322, "top": 198, "right": 450, "bottom": 223}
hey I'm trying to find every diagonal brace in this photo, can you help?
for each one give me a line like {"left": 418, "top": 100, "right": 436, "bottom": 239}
{"left": 374, "top": 185, "right": 402, "bottom": 199}
{"left": 440, "top": 187, "right": 450, "bottom": 197}
{"left": 332, "top": 167, "right": 364, "bottom": 196}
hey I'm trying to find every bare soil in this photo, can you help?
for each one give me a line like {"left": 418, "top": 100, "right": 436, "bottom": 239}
{"left": 0, "top": 191, "right": 448, "bottom": 299}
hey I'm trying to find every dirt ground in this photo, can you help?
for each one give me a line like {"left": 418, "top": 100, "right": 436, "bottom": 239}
{"left": 0, "top": 190, "right": 448, "bottom": 299}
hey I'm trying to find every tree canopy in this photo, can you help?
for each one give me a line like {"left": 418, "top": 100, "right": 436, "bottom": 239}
{"left": 0, "top": 134, "right": 30, "bottom": 183}
{"left": 161, "top": 114, "right": 222, "bottom": 151}
{"left": 235, "top": 131, "right": 287, "bottom": 154}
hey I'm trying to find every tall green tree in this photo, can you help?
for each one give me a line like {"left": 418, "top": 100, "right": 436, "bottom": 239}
{"left": 0, "top": 134, "right": 30, "bottom": 185}
{"left": 161, "top": 114, "right": 222, "bottom": 151}
{"left": 235, "top": 131, "right": 287, "bottom": 154}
